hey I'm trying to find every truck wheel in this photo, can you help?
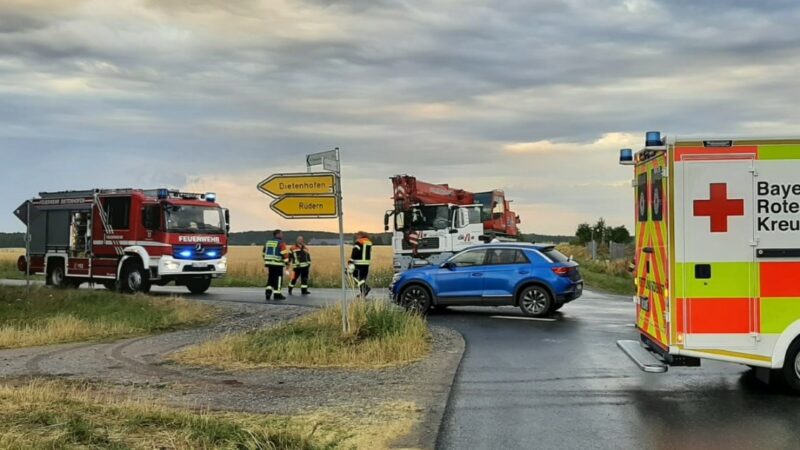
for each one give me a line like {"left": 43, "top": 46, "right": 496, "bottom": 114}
{"left": 186, "top": 277, "right": 212, "bottom": 295}
{"left": 46, "top": 260, "right": 67, "bottom": 288}
{"left": 782, "top": 340, "right": 800, "bottom": 393}
{"left": 519, "top": 285, "right": 552, "bottom": 318}
{"left": 400, "top": 284, "right": 431, "bottom": 314}
{"left": 120, "top": 259, "right": 151, "bottom": 294}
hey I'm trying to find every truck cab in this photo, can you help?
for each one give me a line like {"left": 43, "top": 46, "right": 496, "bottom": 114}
{"left": 386, "top": 203, "right": 484, "bottom": 272}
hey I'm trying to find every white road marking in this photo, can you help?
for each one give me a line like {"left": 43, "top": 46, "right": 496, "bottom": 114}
{"left": 491, "top": 315, "right": 557, "bottom": 322}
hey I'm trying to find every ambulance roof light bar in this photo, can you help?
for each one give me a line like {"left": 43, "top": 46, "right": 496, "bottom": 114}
{"left": 619, "top": 148, "right": 634, "bottom": 166}
{"left": 646, "top": 131, "right": 663, "bottom": 147}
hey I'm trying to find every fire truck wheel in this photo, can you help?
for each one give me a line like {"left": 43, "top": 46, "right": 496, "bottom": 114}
{"left": 519, "top": 285, "right": 552, "bottom": 318}
{"left": 186, "top": 277, "right": 212, "bottom": 295}
{"left": 782, "top": 339, "right": 800, "bottom": 393}
{"left": 46, "top": 260, "right": 67, "bottom": 289}
{"left": 120, "top": 259, "right": 151, "bottom": 294}
{"left": 399, "top": 284, "right": 432, "bottom": 314}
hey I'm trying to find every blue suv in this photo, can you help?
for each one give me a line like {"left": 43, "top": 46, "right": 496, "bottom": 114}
{"left": 390, "top": 243, "right": 583, "bottom": 317}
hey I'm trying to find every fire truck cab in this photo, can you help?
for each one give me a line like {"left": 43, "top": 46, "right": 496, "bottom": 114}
{"left": 14, "top": 188, "right": 229, "bottom": 295}
{"left": 617, "top": 132, "right": 800, "bottom": 392}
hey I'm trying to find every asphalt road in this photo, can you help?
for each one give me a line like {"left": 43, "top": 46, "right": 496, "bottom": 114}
{"left": 6, "top": 280, "right": 800, "bottom": 449}
{"left": 431, "top": 290, "right": 800, "bottom": 450}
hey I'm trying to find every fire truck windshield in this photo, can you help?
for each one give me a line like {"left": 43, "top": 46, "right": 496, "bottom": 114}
{"left": 165, "top": 205, "right": 225, "bottom": 234}
{"left": 397, "top": 205, "right": 451, "bottom": 231}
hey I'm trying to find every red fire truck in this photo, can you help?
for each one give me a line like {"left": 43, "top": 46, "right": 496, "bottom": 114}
{"left": 14, "top": 188, "right": 229, "bottom": 294}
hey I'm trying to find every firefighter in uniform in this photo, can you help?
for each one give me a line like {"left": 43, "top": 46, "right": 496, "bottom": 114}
{"left": 263, "top": 230, "right": 290, "bottom": 301}
{"left": 349, "top": 231, "right": 373, "bottom": 298}
{"left": 289, "top": 236, "right": 312, "bottom": 296}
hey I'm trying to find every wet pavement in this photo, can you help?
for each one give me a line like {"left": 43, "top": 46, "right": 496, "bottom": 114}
{"left": 431, "top": 290, "right": 800, "bottom": 450}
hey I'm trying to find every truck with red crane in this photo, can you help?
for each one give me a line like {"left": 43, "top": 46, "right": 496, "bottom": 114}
{"left": 14, "top": 188, "right": 229, "bottom": 294}
{"left": 385, "top": 175, "right": 521, "bottom": 272}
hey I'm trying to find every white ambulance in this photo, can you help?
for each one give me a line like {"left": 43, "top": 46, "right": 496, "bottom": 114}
{"left": 617, "top": 132, "right": 800, "bottom": 392}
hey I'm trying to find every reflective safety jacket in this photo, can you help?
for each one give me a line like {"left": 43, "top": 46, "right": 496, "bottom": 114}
{"left": 264, "top": 239, "right": 290, "bottom": 267}
{"left": 351, "top": 238, "right": 373, "bottom": 266}
{"left": 290, "top": 244, "right": 311, "bottom": 268}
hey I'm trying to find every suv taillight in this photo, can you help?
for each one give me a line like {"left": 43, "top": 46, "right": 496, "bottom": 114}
{"left": 552, "top": 266, "right": 570, "bottom": 277}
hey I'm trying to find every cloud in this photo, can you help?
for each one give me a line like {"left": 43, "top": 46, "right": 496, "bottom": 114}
{"left": 504, "top": 133, "right": 640, "bottom": 155}
{"left": 2, "top": 0, "right": 800, "bottom": 235}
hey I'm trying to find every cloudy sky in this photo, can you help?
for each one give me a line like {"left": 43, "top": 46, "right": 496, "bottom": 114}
{"left": 2, "top": 0, "right": 799, "bottom": 234}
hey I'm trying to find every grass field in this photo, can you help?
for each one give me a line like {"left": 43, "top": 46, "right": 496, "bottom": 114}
{"left": 0, "top": 379, "right": 424, "bottom": 450}
{"left": 557, "top": 244, "right": 635, "bottom": 296}
{"left": 217, "top": 245, "right": 394, "bottom": 289}
{"left": 0, "top": 286, "right": 216, "bottom": 349}
{"left": 0, "top": 380, "right": 336, "bottom": 450}
{"left": 173, "top": 300, "right": 431, "bottom": 370}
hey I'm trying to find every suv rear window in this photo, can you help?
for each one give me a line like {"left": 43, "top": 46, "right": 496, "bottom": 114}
{"left": 541, "top": 248, "right": 570, "bottom": 264}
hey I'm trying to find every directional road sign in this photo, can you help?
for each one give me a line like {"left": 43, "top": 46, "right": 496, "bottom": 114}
{"left": 257, "top": 173, "right": 336, "bottom": 199}
{"left": 323, "top": 158, "right": 340, "bottom": 173}
{"left": 306, "top": 149, "right": 338, "bottom": 167}
{"left": 270, "top": 195, "right": 339, "bottom": 219}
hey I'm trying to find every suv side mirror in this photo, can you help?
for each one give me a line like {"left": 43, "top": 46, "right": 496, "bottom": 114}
{"left": 441, "top": 261, "right": 456, "bottom": 270}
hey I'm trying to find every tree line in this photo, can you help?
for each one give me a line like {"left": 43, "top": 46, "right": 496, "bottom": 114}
{"left": 573, "top": 218, "right": 632, "bottom": 245}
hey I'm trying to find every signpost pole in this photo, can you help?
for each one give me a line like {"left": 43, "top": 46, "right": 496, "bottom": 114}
{"left": 332, "top": 148, "right": 349, "bottom": 334}
{"left": 25, "top": 199, "right": 31, "bottom": 296}
{"left": 269, "top": 148, "right": 346, "bottom": 333}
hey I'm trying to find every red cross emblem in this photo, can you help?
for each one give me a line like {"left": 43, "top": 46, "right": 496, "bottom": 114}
{"left": 693, "top": 183, "right": 744, "bottom": 233}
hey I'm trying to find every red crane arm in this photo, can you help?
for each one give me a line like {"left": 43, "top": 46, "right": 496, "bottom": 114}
{"left": 391, "top": 175, "right": 474, "bottom": 209}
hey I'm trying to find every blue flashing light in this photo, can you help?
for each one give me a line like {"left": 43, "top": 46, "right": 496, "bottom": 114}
{"left": 179, "top": 250, "right": 193, "bottom": 258}
{"left": 206, "top": 251, "right": 218, "bottom": 258}
{"left": 619, "top": 148, "right": 633, "bottom": 164}
{"left": 205, "top": 192, "right": 217, "bottom": 202}
{"left": 157, "top": 188, "right": 169, "bottom": 199}
{"left": 645, "top": 131, "right": 662, "bottom": 147}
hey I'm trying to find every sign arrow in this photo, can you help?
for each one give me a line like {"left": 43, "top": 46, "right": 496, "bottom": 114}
{"left": 270, "top": 195, "right": 339, "bottom": 219}
{"left": 257, "top": 173, "right": 336, "bottom": 199}
{"left": 306, "top": 149, "right": 338, "bottom": 167}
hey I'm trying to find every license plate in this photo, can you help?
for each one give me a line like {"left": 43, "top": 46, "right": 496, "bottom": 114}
{"left": 192, "top": 262, "right": 207, "bottom": 268}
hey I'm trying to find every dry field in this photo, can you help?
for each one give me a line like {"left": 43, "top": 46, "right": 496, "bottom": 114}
{"left": 0, "top": 248, "right": 21, "bottom": 260}
{"left": 222, "top": 245, "right": 394, "bottom": 288}
{"left": 0, "top": 248, "right": 24, "bottom": 279}
{"left": 0, "top": 246, "right": 395, "bottom": 288}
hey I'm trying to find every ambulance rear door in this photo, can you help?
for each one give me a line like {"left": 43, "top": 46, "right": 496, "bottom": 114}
{"left": 635, "top": 154, "right": 670, "bottom": 348}
{"left": 676, "top": 153, "right": 758, "bottom": 350}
